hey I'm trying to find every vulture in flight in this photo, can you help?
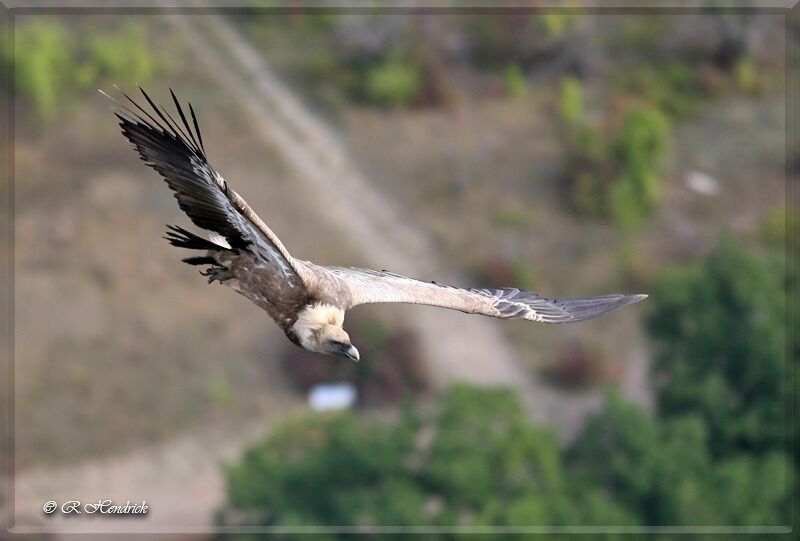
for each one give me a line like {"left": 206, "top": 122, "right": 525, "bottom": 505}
{"left": 109, "top": 88, "right": 646, "bottom": 362}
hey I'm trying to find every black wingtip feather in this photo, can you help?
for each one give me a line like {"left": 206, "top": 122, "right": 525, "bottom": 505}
{"left": 182, "top": 256, "right": 219, "bottom": 266}
{"left": 170, "top": 88, "right": 200, "bottom": 153}
{"left": 139, "top": 86, "right": 182, "bottom": 141}
{"left": 110, "top": 87, "right": 255, "bottom": 252}
{"left": 188, "top": 101, "right": 205, "bottom": 154}
{"left": 164, "top": 225, "right": 226, "bottom": 251}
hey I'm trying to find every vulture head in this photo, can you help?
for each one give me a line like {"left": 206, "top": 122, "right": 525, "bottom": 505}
{"left": 292, "top": 304, "right": 360, "bottom": 362}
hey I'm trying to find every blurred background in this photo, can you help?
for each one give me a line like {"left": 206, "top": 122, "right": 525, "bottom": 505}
{"left": 1, "top": 6, "right": 795, "bottom": 536}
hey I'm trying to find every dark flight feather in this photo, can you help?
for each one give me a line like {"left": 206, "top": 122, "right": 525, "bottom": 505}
{"left": 109, "top": 87, "right": 308, "bottom": 289}
{"left": 164, "top": 225, "right": 225, "bottom": 251}
{"left": 114, "top": 88, "right": 251, "bottom": 249}
{"left": 181, "top": 256, "right": 219, "bottom": 266}
{"left": 188, "top": 101, "right": 205, "bottom": 154}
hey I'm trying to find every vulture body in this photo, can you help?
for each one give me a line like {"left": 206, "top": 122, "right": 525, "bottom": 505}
{"left": 111, "top": 88, "right": 646, "bottom": 362}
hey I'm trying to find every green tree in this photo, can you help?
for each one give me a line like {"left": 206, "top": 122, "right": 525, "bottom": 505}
{"left": 223, "top": 412, "right": 419, "bottom": 528}
{"left": 422, "top": 386, "right": 571, "bottom": 522}
{"left": 646, "top": 239, "right": 787, "bottom": 456}
{"left": 569, "top": 391, "right": 789, "bottom": 526}
{"left": 220, "top": 385, "right": 634, "bottom": 535}
{"left": 567, "top": 391, "right": 661, "bottom": 515}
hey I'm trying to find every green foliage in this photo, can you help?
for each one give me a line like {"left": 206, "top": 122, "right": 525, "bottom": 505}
{"left": 538, "top": 13, "right": 581, "bottom": 39}
{"left": 363, "top": 54, "right": 422, "bottom": 108}
{"left": 646, "top": 239, "right": 787, "bottom": 456}
{"left": 702, "top": 452, "right": 788, "bottom": 525}
{"left": 502, "top": 63, "right": 527, "bottom": 100}
{"left": 423, "top": 386, "right": 564, "bottom": 512}
{"left": 86, "top": 23, "right": 158, "bottom": 86}
{"left": 223, "top": 350, "right": 789, "bottom": 532}
{"left": 569, "top": 391, "right": 789, "bottom": 526}
{"left": 224, "top": 412, "right": 419, "bottom": 527}
{"left": 733, "top": 57, "right": 760, "bottom": 94}
{"left": 568, "top": 391, "right": 661, "bottom": 513}
{"left": 615, "top": 63, "right": 707, "bottom": 120}
{"left": 558, "top": 75, "right": 584, "bottom": 126}
{"left": 609, "top": 107, "right": 670, "bottom": 231}
{"left": 12, "top": 20, "right": 74, "bottom": 120}
{"left": 10, "top": 20, "right": 162, "bottom": 121}
{"left": 564, "top": 104, "right": 670, "bottom": 230}
{"left": 760, "top": 205, "right": 800, "bottom": 256}
{"left": 570, "top": 393, "right": 710, "bottom": 524}
{"left": 220, "top": 385, "right": 634, "bottom": 532}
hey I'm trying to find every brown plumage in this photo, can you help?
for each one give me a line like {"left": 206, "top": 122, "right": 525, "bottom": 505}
{"left": 109, "top": 88, "right": 646, "bottom": 362}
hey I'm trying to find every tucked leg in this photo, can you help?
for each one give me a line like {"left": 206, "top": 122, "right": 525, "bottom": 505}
{"left": 200, "top": 266, "right": 234, "bottom": 284}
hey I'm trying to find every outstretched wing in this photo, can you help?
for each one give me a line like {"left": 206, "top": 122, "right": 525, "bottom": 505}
{"left": 108, "top": 87, "right": 306, "bottom": 283}
{"left": 325, "top": 267, "right": 646, "bottom": 323}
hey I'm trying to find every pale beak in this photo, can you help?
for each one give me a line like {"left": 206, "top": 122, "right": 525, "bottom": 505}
{"left": 345, "top": 345, "right": 360, "bottom": 363}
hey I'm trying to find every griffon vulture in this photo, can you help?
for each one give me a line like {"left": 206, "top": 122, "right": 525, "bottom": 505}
{"left": 109, "top": 88, "right": 646, "bottom": 362}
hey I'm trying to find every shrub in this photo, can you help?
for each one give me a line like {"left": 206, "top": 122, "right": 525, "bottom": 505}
{"left": 502, "top": 63, "right": 527, "bottom": 100}
{"left": 11, "top": 20, "right": 162, "bottom": 121}
{"left": 609, "top": 107, "right": 670, "bottom": 231}
{"left": 563, "top": 104, "right": 670, "bottom": 230}
{"left": 12, "top": 20, "right": 75, "bottom": 120}
{"left": 558, "top": 75, "right": 583, "bottom": 127}
{"left": 363, "top": 54, "right": 422, "bottom": 108}
{"left": 616, "top": 64, "right": 706, "bottom": 120}
{"left": 733, "top": 57, "right": 760, "bottom": 95}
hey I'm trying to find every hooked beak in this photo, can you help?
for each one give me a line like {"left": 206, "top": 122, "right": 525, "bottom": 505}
{"left": 345, "top": 345, "right": 360, "bottom": 363}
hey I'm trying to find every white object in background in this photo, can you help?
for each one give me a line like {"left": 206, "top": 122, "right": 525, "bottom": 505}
{"left": 685, "top": 170, "right": 721, "bottom": 196}
{"left": 308, "top": 383, "right": 358, "bottom": 411}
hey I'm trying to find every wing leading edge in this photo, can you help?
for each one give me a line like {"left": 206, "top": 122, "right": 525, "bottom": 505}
{"left": 324, "top": 266, "right": 646, "bottom": 323}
